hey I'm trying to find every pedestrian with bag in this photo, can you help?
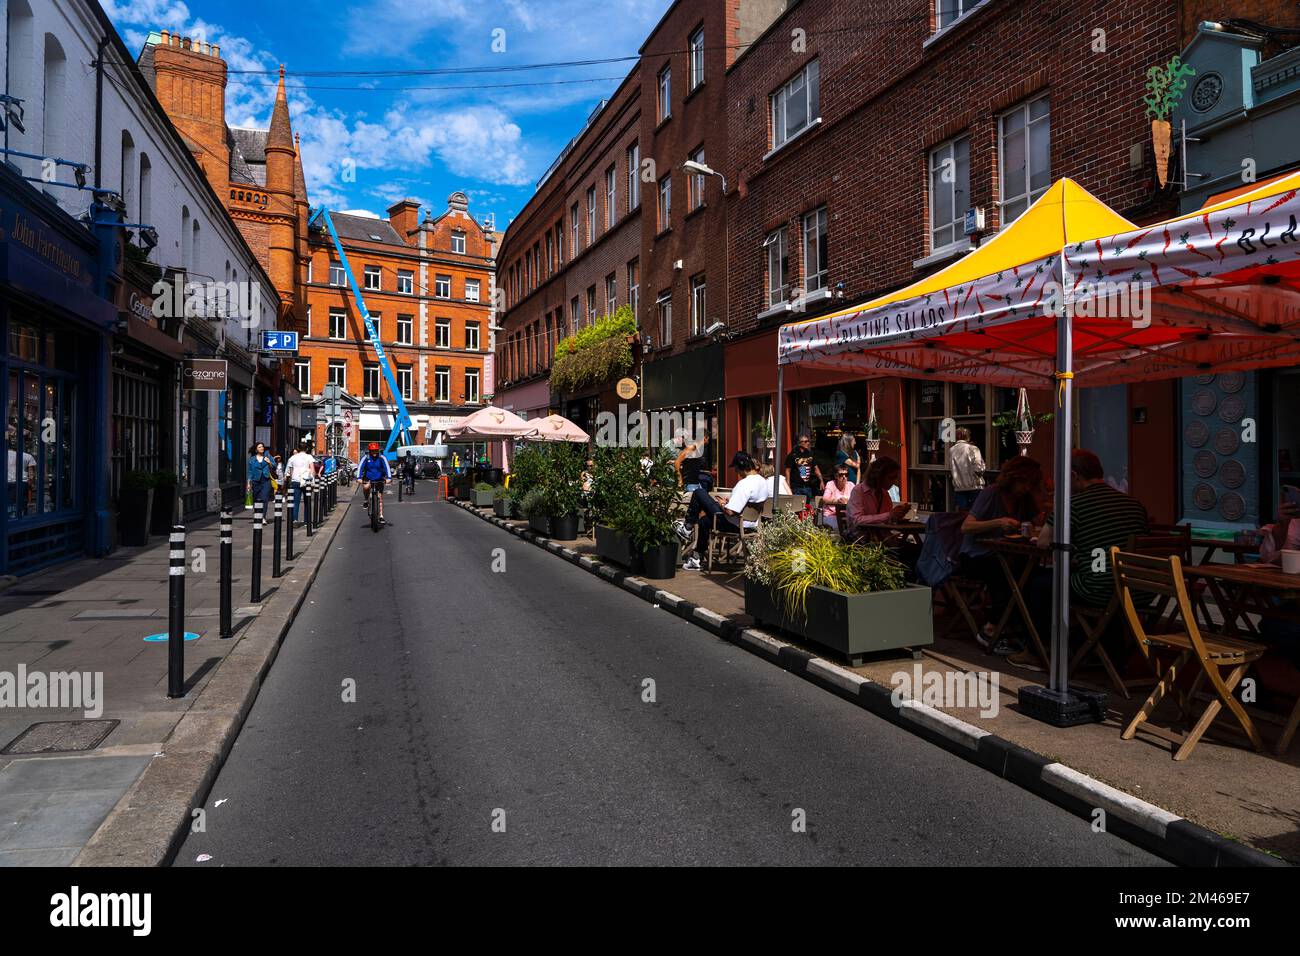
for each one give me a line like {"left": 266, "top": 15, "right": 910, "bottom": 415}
{"left": 246, "top": 442, "right": 274, "bottom": 509}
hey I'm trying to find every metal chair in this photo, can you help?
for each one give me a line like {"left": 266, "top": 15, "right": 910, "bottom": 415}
{"left": 1111, "top": 549, "right": 1267, "bottom": 761}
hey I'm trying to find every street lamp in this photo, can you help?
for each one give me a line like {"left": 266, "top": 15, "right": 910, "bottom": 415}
{"left": 681, "top": 159, "right": 727, "bottom": 195}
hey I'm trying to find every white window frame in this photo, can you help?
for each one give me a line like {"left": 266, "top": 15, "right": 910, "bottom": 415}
{"left": 689, "top": 26, "right": 705, "bottom": 91}
{"left": 690, "top": 274, "right": 707, "bottom": 338}
{"left": 451, "top": 230, "right": 466, "bottom": 254}
{"left": 657, "top": 65, "right": 671, "bottom": 122}
{"left": 328, "top": 359, "right": 347, "bottom": 389}
{"left": 396, "top": 269, "right": 413, "bottom": 295}
{"left": 397, "top": 365, "right": 412, "bottom": 400}
{"left": 605, "top": 165, "right": 617, "bottom": 228}
{"left": 329, "top": 261, "right": 345, "bottom": 286}
{"left": 435, "top": 317, "right": 451, "bottom": 349}
{"left": 929, "top": 136, "right": 971, "bottom": 253}
{"left": 464, "top": 367, "right": 481, "bottom": 404}
{"left": 771, "top": 59, "right": 820, "bottom": 151}
{"left": 363, "top": 265, "right": 381, "bottom": 291}
{"left": 396, "top": 314, "right": 413, "bottom": 345}
{"left": 328, "top": 308, "right": 346, "bottom": 340}
{"left": 765, "top": 229, "right": 788, "bottom": 308}
{"left": 803, "top": 206, "right": 829, "bottom": 294}
{"left": 657, "top": 176, "right": 671, "bottom": 233}
{"left": 571, "top": 203, "right": 580, "bottom": 251}
{"left": 627, "top": 143, "right": 641, "bottom": 210}
{"left": 465, "top": 278, "right": 480, "bottom": 302}
{"left": 657, "top": 292, "right": 672, "bottom": 346}
{"left": 687, "top": 147, "right": 706, "bottom": 211}
{"left": 434, "top": 366, "right": 450, "bottom": 402}
{"left": 999, "top": 94, "right": 1051, "bottom": 226}
{"left": 435, "top": 274, "right": 452, "bottom": 298}
{"left": 586, "top": 186, "right": 597, "bottom": 242}
{"left": 363, "top": 363, "right": 380, "bottom": 399}
{"left": 628, "top": 260, "right": 639, "bottom": 320}
{"left": 935, "top": 0, "right": 989, "bottom": 33}
{"left": 465, "top": 320, "right": 481, "bottom": 351}
{"left": 294, "top": 359, "right": 310, "bottom": 394}
{"left": 605, "top": 274, "right": 617, "bottom": 316}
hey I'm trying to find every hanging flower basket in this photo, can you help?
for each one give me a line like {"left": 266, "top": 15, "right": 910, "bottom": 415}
{"left": 863, "top": 437, "right": 881, "bottom": 453}
{"left": 1015, "top": 430, "right": 1035, "bottom": 449}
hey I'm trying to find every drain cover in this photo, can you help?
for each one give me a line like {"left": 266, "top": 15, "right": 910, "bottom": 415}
{"left": 1, "top": 719, "right": 119, "bottom": 755}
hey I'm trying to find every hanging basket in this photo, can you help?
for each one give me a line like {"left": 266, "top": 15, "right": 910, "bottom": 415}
{"left": 864, "top": 437, "right": 881, "bottom": 453}
{"left": 1015, "top": 430, "right": 1035, "bottom": 451}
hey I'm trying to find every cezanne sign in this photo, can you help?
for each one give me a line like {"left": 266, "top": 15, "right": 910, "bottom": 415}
{"left": 183, "top": 359, "right": 228, "bottom": 391}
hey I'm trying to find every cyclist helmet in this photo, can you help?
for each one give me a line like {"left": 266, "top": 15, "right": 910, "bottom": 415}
{"left": 367, "top": 442, "right": 380, "bottom": 453}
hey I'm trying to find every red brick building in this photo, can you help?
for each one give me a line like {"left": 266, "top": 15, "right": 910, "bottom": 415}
{"left": 495, "top": 66, "right": 644, "bottom": 433}
{"left": 302, "top": 193, "right": 496, "bottom": 459}
{"left": 718, "top": 0, "right": 1197, "bottom": 507}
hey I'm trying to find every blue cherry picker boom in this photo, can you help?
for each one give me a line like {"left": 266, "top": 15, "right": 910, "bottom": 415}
{"left": 308, "top": 206, "right": 413, "bottom": 462}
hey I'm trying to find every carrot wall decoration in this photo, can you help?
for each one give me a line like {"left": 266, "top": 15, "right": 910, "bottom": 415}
{"left": 1143, "top": 56, "right": 1196, "bottom": 187}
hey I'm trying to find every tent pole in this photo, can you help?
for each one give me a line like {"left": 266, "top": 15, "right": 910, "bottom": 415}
{"left": 773, "top": 363, "right": 785, "bottom": 508}
{"left": 1050, "top": 264, "right": 1074, "bottom": 694}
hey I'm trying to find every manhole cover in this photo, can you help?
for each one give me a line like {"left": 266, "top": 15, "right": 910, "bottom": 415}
{"left": 1219, "top": 394, "right": 1245, "bottom": 423}
{"left": 1192, "top": 389, "right": 1218, "bottom": 416}
{"left": 1193, "top": 483, "right": 1218, "bottom": 511}
{"left": 1, "top": 719, "right": 119, "bottom": 755}
{"left": 1221, "top": 459, "right": 1246, "bottom": 489}
{"left": 1193, "top": 450, "right": 1218, "bottom": 478}
{"left": 1219, "top": 491, "right": 1246, "bottom": 522}
{"left": 1184, "top": 420, "right": 1209, "bottom": 448}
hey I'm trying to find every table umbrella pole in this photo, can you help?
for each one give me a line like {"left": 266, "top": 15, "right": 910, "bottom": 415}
{"left": 773, "top": 363, "right": 785, "bottom": 508}
{"left": 1050, "top": 265, "right": 1074, "bottom": 695}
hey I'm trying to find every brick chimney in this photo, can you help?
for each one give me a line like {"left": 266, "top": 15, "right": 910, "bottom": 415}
{"left": 387, "top": 199, "right": 422, "bottom": 245}
{"left": 148, "top": 31, "right": 230, "bottom": 198}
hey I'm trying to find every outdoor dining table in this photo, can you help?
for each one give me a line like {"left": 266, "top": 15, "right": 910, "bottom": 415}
{"left": 874, "top": 521, "right": 926, "bottom": 547}
{"left": 987, "top": 537, "right": 1052, "bottom": 669}
{"left": 1190, "top": 537, "right": 1260, "bottom": 565}
{"left": 1181, "top": 561, "right": 1300, "bottom": 755}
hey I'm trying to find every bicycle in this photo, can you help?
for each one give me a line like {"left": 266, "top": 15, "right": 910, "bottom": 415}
{"left": 367, "top": 480, "right": 382, "bottom": 532}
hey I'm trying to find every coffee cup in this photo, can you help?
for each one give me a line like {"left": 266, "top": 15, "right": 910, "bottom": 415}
{"left": 1282, "top": 550, "right": 1300, "bottom": 575}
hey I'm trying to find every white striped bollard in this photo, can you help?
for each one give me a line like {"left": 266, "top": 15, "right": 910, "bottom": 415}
{"left": 273, "top": 493, "right": 283, "bottom": 578}
{"left": 219, "top": 512, "right": 233, "bottom": 640}
{"left": 168, "top": 526, "right": 186, "bottom": 698}
{"left": 251, "top": 500, "right": 264, "bottom": 602}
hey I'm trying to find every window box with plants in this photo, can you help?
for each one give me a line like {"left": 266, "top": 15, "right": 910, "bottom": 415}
{"left": 118, "top": 470, "right": 156, "bottom": 547}
{"left": 471, "top": 482, "right": 496, "bottom": 508}
{"left": 742, "top": 511, "right": 933, "bottom": 665}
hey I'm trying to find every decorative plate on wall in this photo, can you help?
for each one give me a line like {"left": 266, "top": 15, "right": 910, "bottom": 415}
{"left": 1195, "top": 374, "right": 1216, "bottom": 386}
{"left": 1214, "top": 428, "right": 1240, "bottom": 456}
{"left": 1184, "top": 420, "right": 1209, "bottom": 448}
{"left": 1218, "top": 371, "right": 1245, "bottom": 394}
{"left": 1219, "top": 491, "right": 1246, "bottom": 522}
{"left": 1220, "top": 459, "right": 1245, "bottom": 489}
{"left": 1219, "top": 394, "right": 1245, "bottom": 424}
{"left": 1193, "top": 483, "right": 1218, "bottom": 511}
{"left": 1192, "top": 389, "right": 1218, "bottom": 416}
{"left": 1193, "top": 450, "right": 1218, "bottom": 478}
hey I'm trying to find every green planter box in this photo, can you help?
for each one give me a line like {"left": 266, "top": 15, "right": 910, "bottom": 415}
{"left": 472, "top": 489, "right": 495, "bottom": 507}
{"left": 493, "top": 497, "right": 515, "bottom": 518}
{"left": 595, "top": 525, "right": 642, "bottom": 570}
{"left": 528, "top": 514, "right": 551, "bottom": 535}
{"left": 744, "top": 577, "right": 932, "bottom": 665}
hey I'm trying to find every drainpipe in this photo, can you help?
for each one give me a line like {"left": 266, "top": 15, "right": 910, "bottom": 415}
{"left": 89, "top": 34, "right": 114, "bottom": 555}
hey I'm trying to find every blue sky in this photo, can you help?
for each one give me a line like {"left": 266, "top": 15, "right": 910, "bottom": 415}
{"left": 105, "top": 0, "right": 672, "bottom": 229}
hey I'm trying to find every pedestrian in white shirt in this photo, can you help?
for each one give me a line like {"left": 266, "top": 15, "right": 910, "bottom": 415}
{"left": 285, "top": 443, "right": 317, "bottom": 524}
{"left": 948, "top": 428, "right": 986, "bottom": 510}
{"left": 675, "top": 451, "right": 770, "bottom": 571}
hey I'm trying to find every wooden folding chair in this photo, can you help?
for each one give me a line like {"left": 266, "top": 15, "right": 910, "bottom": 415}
{"left": 1111, "top": 548, "right": 1267, "bottom": 761}
{"left": 1067, "top": 594, "right": 1130, "bottom": 697}
{"left": 705, "top": 499, "right": 768, "bottom": 573}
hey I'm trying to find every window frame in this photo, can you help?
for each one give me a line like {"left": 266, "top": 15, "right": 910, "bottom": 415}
{"left": 770, "top": 58, "right": 821, "bottom": 151}
{"left": 803, "top": 206, "right": 829, "bottom": 294}
{"left": 657, "top": 64, "right": 672, "bottom": 123}
{"left": 657, "top": 291, "right": 672, "bottom": 346}
{"left": 434, "top": 317, "right": 451, "bottom": 349}
{"left": 929, "top": 135, "right": 972, "bottom": 253}
{"left": 627, "top": 143, "right": 641, "bottom": 210}
{"left": 998, "top": 94, "right": 1051, "bottom": 227}
{"left": 688, "top": 26, "right": 705, "bottom": 91}
{"left": 396, "top": 269, "right": 413, "bottom": 295}
{"left": 434, "top": 365, "right": 450, "bottom": 403}
{"left": 765, "top": 228, "right": 788, "bottom": 308}
{"left": 657, "top": 175, "right": 672, "bottom": 233}
{"left": 363, "top": 264, "right": 381, "bottom": 291}
{"left": 395, "top": 314, "right": 413, "bottom": 345}
{"left": 451, "top": 230, "right": 466, "bottom": 254}
{"left": 690, "top": 274, "right": 707, "bottom": 338}
{"left": 327, "top": 359, "right": 347, "bottom": 389}
{"left": 465, "top": 320, "right": 481, "bottom": 351}
{"left": 687, "top": 146, "right": 706, "bottom": 211}
{"left": 328, "top": 308, "right": 346, "bottom": 341}
{"left": 464, "top": 367, "right": 481, "bottom": 404}
{"left": 434, "top": 274, "right": 452, "bottom": 298}
{"left": 464, "top": 278, "right": 480, "bottom": 302}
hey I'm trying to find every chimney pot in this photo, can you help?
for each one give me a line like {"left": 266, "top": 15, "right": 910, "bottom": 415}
{"left": 160, "top": 30, "right": 171, "bottom": 45}
{"left": 213, "top": 44, "right": 220, "bottom": 57}
{"left": 182, "top": 36, "right": 192, "bottom": 50}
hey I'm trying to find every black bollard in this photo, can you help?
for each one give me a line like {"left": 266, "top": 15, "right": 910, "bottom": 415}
{"left": 305, "top": 480, "right": 314, "bottom": 537}
{"left": 286, "top": 485, "right": 296, "bottom": 561}
{"left": 168, "top": 526, "right": 186, "bottom": 698}
{"left": 219, "top": 512, "right": 233, "bottom": 640}
{"left": 251, "top": 500, "right": 264, "bottom": 603}
{"left": 273, "top": 493, "right": 283, "bottom": 578}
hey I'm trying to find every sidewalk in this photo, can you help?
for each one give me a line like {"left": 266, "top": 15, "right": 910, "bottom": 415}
{"left": 0, "top": 495, "right": 347, "bottom": 865}
{"left": 462, "top": 502, "right": 1300, "bottom": 863}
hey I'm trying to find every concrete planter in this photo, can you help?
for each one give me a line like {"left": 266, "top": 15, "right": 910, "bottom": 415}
{"left": 744, "top": 577, "right": 932, "bottom": 665}
{"left": 595, "top": 525, "right": 641, "bottom": 571}
{"left": 549, "top": 513, "right": 579, "bottom": 541}
{"left": 528, "top": 514, "right": 551, "bottom": 536}
{"left": 493, "top": 496, "right": 515, "bottom": 518}
{"left": 472, "top": 489, "right": 495, "bottom": 508}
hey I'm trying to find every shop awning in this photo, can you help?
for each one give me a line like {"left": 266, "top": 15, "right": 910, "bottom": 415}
{"left": 778, "top": 175, "right": 1300, "bottom": 388}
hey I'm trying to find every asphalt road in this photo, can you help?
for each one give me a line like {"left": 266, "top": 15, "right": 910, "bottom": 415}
{"left": 176, "top": 486, "right": 1166, "bottom": 866}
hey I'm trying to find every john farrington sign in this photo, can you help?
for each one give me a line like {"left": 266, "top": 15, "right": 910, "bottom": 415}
{"left": 183, "top": 359, "right": 228, "bottom": 391}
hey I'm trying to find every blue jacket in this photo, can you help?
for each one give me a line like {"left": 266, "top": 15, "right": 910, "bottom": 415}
{"left": 247, "top": 455, "right": 273, "bottom": 484}
{"left": 358, "top": 454, "right": 391, "bottom": 482}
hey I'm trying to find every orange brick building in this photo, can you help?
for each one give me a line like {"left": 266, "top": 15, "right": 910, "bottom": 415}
{"left": 301, "top": 193, "right": 497, "bottom": 459}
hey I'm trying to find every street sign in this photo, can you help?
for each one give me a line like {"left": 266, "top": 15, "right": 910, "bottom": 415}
{"left": 183, "top": 359, "right": 228, "bottom": 391}
{"left": 323, "top": 383, "right": 342, "bottom": 402}
{"left": 260, "top": 330, "right": 299, "bottom": 352}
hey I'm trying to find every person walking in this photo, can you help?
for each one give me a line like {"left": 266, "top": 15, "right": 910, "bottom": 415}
{"left": 784, "top": 433, "right": 823, "bottom": 507}
{"left": 246, "top": 442, "right": 274, "bottom": 510}
{"left": 948, "top": 427, "right": 986, "bottom": 510}
{"left": 285, "top": 440, "right": 317, "bottom": 524}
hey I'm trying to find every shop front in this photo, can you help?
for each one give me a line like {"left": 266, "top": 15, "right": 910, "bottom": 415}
{"left": 0, "top": 165, "right": 116, "bottom": 574}
{"left": 217, "top": 357, "right": 253, "bottom": 511}
{"left": 642, "top": 342, "right": 725, "bottom": 477}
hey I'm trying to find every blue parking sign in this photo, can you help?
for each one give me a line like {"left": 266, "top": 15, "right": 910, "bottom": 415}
{"left": 261, "top": 330, "right": 299, "bottom": 352}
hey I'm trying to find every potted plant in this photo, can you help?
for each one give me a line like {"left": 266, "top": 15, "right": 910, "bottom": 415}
{"left": 118, "top": 470, "right": 155, "bottom": 546}
{"left": 492, "top": 484, "right": 515, "bottom": 518}
{"left": 471, "top": 481, "right": 495, "bottom": 508}
{"left": 1143, "top": 55, "right": 1194, "bottom": 187}
{"left": 519, "top": 486, "right": 550, "bottom": 535}
{"left": 742, "top": 513, "right": 932, "bottom": 665}
{"left": 592, "top": 446, "right": 643, "bottom": 569}
{"left": 150, "top": 471, "right": 179, "bottom": 535}
{"left": 625, "top": 447, "right": 681, "bottom": 579}
{"left": 540, "top": 442, "right": 583, "bottom": 540}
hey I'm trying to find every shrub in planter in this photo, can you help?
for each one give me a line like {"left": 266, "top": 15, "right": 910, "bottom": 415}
{"left": 150, "top": 471, "right": 179, "bottom": 535}
{"left": 594, "top": 446, "right": 680, "bottom": 578}
{"left": 471, "top": 481, "right": 495, "bottom": 508}
{"left": 535, "top": 442, "right": 583, "bottom": 538}
{"left": 492, "top": 484, "right": 516, "bottom": 518}
{"left": 518, "top": 486, "right": 550, "bottom": 535}
{"left": 118, "top": 470, "right": 155, "bottom": 546}
{"left": 743, "top": 518, "right": 931, "bottom": 662}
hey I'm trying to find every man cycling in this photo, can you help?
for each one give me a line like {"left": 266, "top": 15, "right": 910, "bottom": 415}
{"left": 358, "top": 442, "right": 392, "bottom": 523}
{"left": 398, "top": 452, "right": 417, "bottom": 492}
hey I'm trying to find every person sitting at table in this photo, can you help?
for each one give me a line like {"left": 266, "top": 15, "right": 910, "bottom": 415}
{"left": 959, "top": 456, "right": 1044, "bottom": 655}
{"left": 847, "top": 457, "right": 908, "bottom": 538}
{"left": 758, "top": 464, "right": 793, "bottom": 497}
{"left": 820, "top": 466, "right": 855, "bottom": 531}
{"left": 1019, "top": 449, "right": 1149, "bottom": 670}
{"left": 675, "top": 451, "right": 770, "bottom": 571}
{"left": 1253, "top": 495, "right": 1300, "bottom": 699}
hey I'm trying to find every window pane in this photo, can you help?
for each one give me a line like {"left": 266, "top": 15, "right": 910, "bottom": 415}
{"left": 1029, "top": 115, "right": 1052, "bottom": 193}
